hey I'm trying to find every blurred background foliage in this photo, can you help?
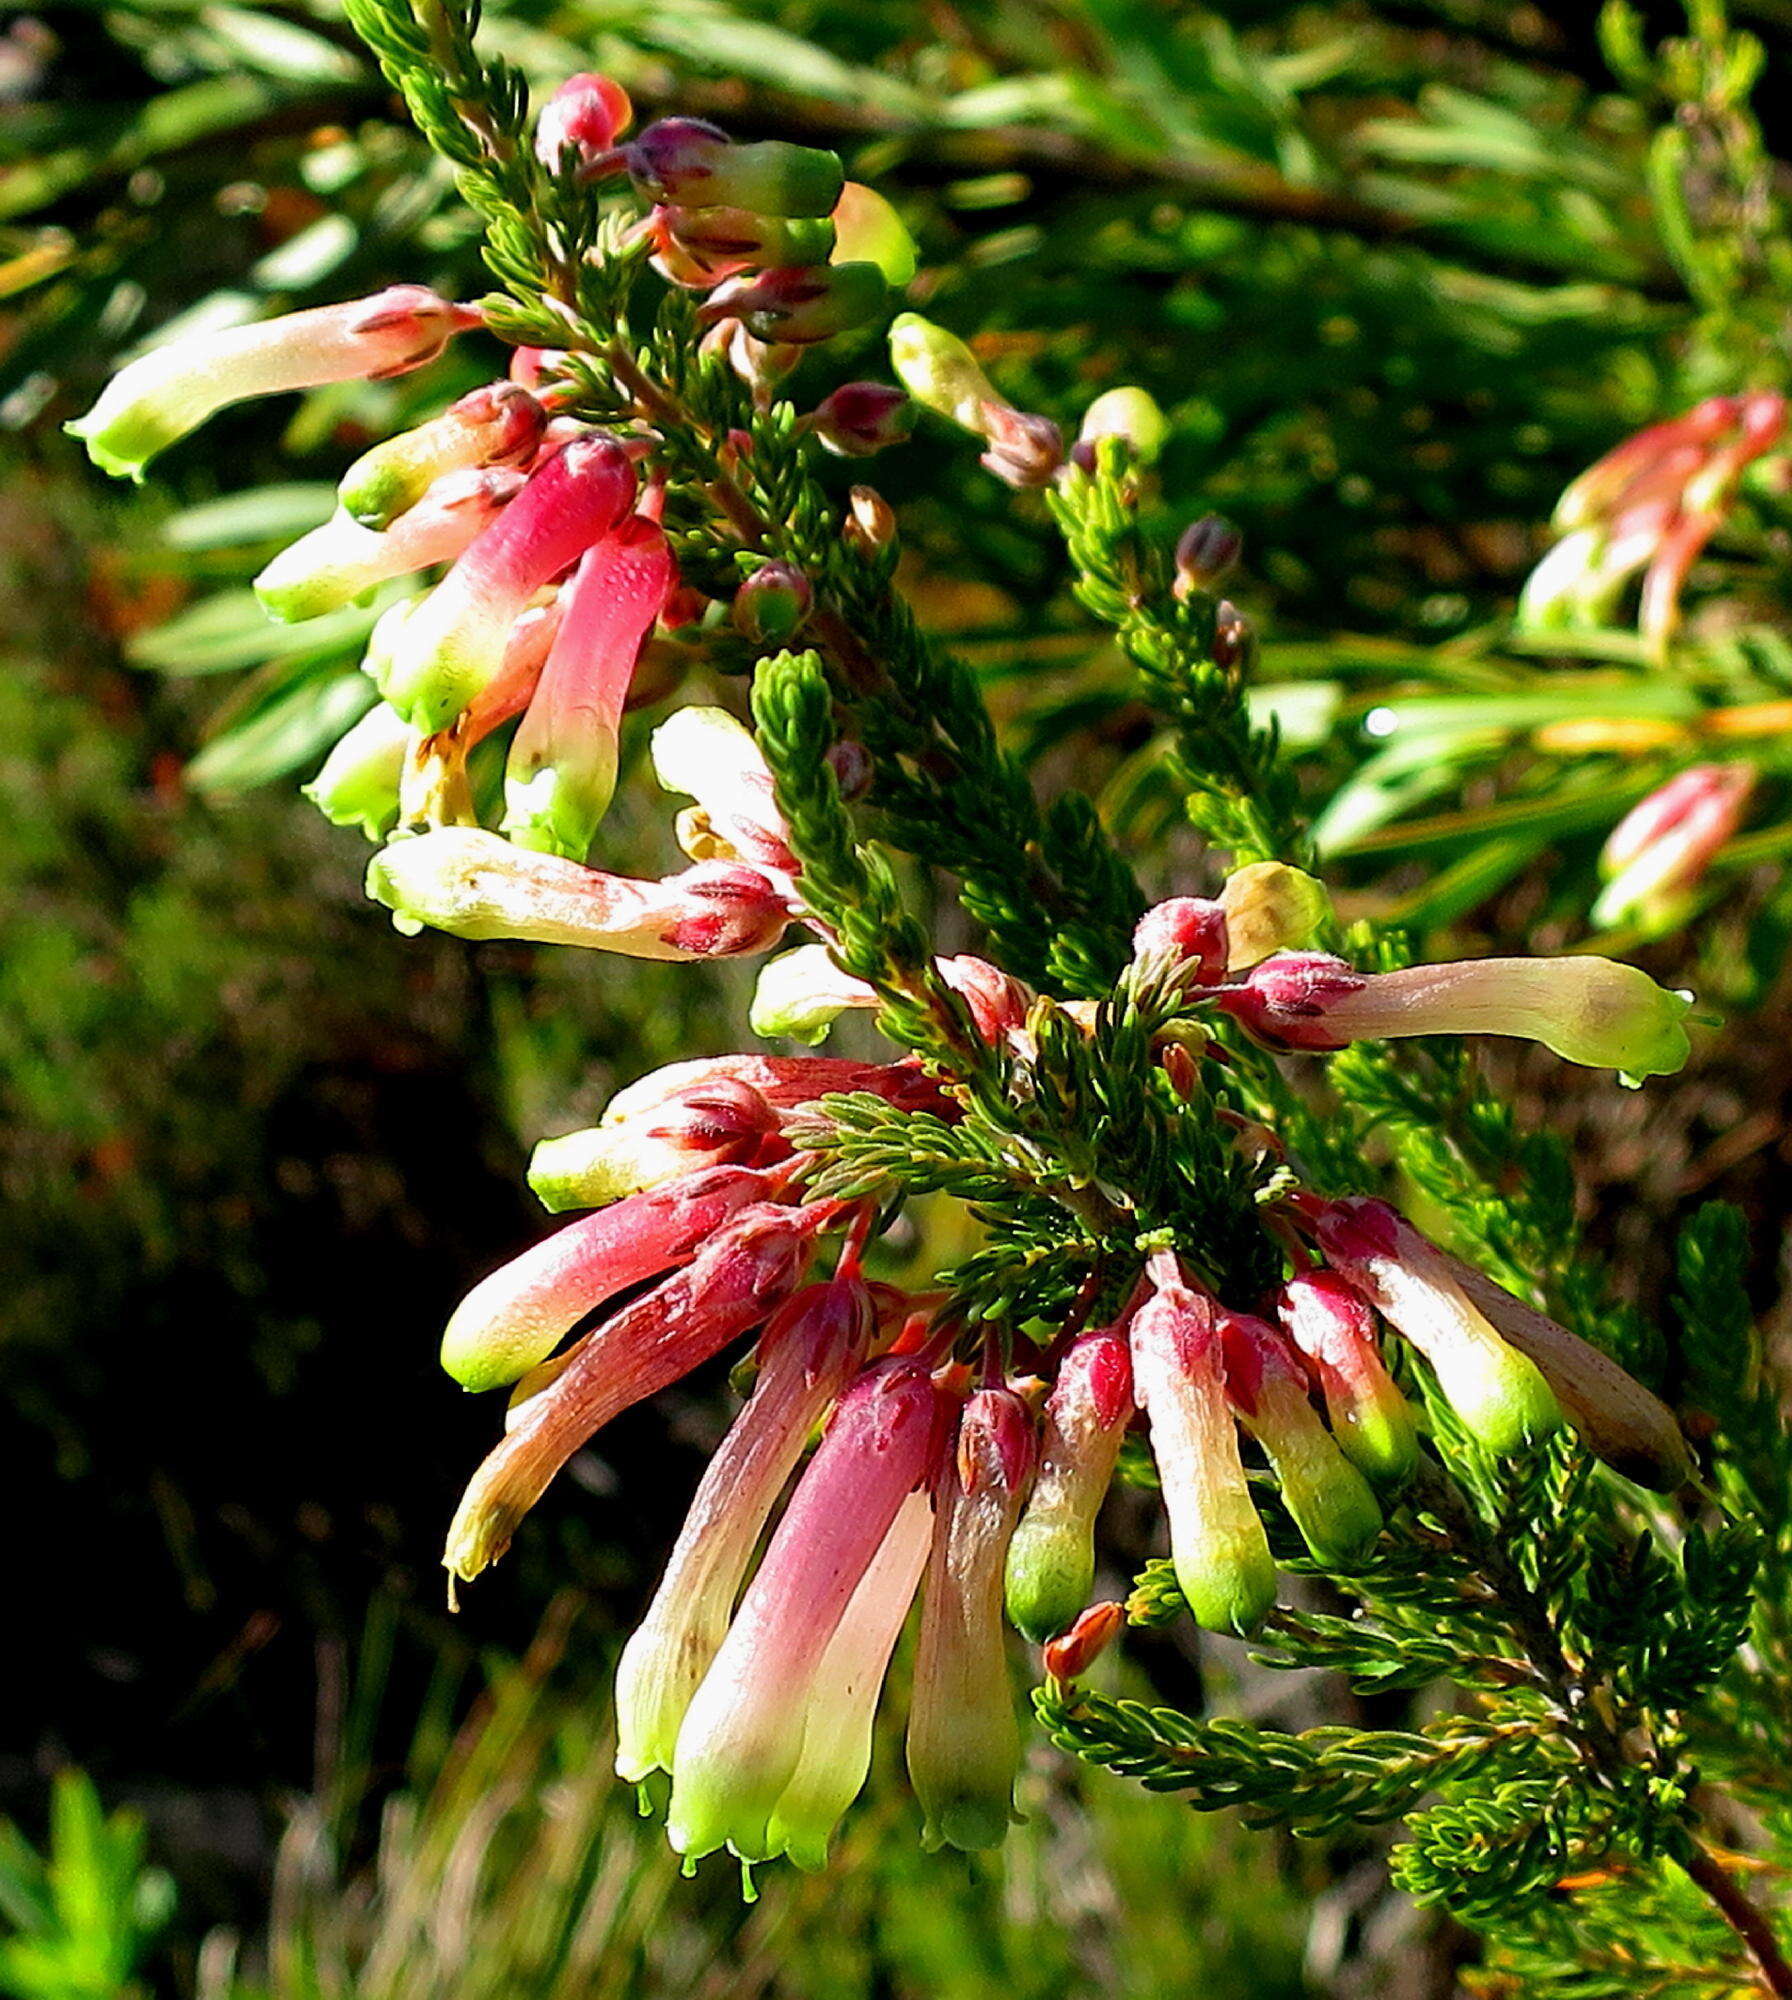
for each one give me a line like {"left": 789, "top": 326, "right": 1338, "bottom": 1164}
{"left": 4, "top": 0, "right": 1792, "bottom": 1993}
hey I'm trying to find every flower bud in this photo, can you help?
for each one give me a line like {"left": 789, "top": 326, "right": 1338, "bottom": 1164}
{"left": 845, "top": 485, "right": 897, "bottom": 558}
{"left": 253, "top": 467, "right": 522, "bottom": 622}
{"left": 530, "top": 1077, "right": 783, "bottom": 1210}
{"left": 1129, "top": 1255, "right": 1276, "bottom": 1636}
{"left": 668, "top": 1357, "right": 948, "bottom": 1862}
{"left": 1042, "top": 1601, "right": 1125, "bottom": 1683}
{"left": 766, "top": 1489, "right": 932, "bottom": 1869}
{"left": 365, "top": 828, "right": 791, "bottom": 958}
{"left": 447, "top": 1204, "right": 825, "bottom": 1581}
{"left": 68, "top": 285, "right": 481, "bottom": 479}
{"left": 438, "top": 1164, "right": 779, "bottom": 1392}
{"left": 1005, "top": 1323, "right": 1134, "bottom": 1642}
{"left": 301, "top": 699, "right": 412, "bottom": 841}
{"left": 750, "top": 943, "right": 875, "bottom": 1044}
{"left": 826, "top": 738, "right": 874, "bottom": 799}
{"left": 1276, "top": 1271, "right": 1417, "bottom": 1489}
{"left": 501, "top": 517, "right": 675, "bottom": 861}
{"left": 1218, "top": 861, "right": 1330, "bottom": 969}
{"left": 377, "top": 434, "right": 637, "bottom": 733}
{"left": 939, "top": 955, "right": 1032, "bottom": 1046}
{"left": 627, "top": 118, "right": 845, "bottom": 218}
{"left": 338, "top": 381, "right": 546, "bottom": 530}
{"left": 651, "top": 705, "right": 798, "bottom": 879}
{"left": 732, "top": 562, "right": 813, "bottom": 647}
{"left": 809, "top": 382, "right": 914, "bottom": 458}
{"left": 908, "top": 1387, "right": 1036, "bottom": 1851}
{"left": 1593, "top": 763, "right": 1754, "bottom": 932}
{"left": 1132, "top": 897, "right": 1229, "bottom": 986}
{"left": 1173, "top": 515, "right": 1242, "bottom": 598}
{"left": 1075, "top": 386, "right": 1168, "bottom": 467}
{"left": 1222, "top": 950, "right": 1693, "bottom": 1078}
{"left": 700, "top": 263, "right": 888, "bottom": 345}
{"left": 615, "top": 1269, "right": 874, "bottom": 1783}
{"left": 534, "top": 72, "right": 633, "bottom": 174}
{"left": 1212, "top": 599, "right": 1255, "bottom": 676}
{"left": 654, "top": 205, "right": 836, "bottom": 286}
{"left": 829, "top": 182, "right": 918, "bottom": 285}
{"left": 1316, "top": 1199, "right": 1563, "bottom": 1457}
{"left": 1217, "top": 1309, "right": 1382, "bottom": 1568}
{"left": 978, "top": 403, "right": 1064, "bottom": 488}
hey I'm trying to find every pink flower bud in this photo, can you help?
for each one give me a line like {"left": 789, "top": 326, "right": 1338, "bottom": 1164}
{"left": 253, "top": 466, "right": 523, "bottom": 622}
{"left": 508, "top": 345, "right": 570, "bottom": 392}
{"left": 365, "top": 828, "right": 792, "bottom": 960}
{"left": 438, "top": 1162, "right": 782, "bottom": 1391}
{"left": 1042, "top": 1600, "right": 1125, "bottom": 1683}
{"left": 1173, "top": 516, "right": 1242, "bottom": 599}
{"left": 502, "top": 516, "right": 676, "bottom": 860}
{"left": 1132, "top": 897, "right": 1229, "bottom": 986}
{"left": 338, "top": 380, "right": 547, "bottom": 529}
{"left": 1212, "top": 599, "right": 1255, "bottom": 675}
{"left": 614, "top": 1268, "right": 875, "bottom": 1782}
{"left": 652, "top": 205, "right": 836, "bottom": 287}
{"left": 699, "top": 263, "right": 889, "bottom": 345}
{"left": 378, "top": 433, "right": 638, "bottom": 733}
{"left": 69, "top": 285, "right": 481, "bottom": 479}
{"left": 534, "top": 72, "right": 633, "bottom": 175}
{"left": 732, "top": 562, "right": 813, "bottom": 646}
{"left": 1215, "top": 1308, "right": 1382, "bottom": 1568}
{"left": 1275, "top": 1270, "right": 1417, "bottom": 1488}
{"left": 1594, "top": 763, "right": 1754, "bottom": 931}
{"left": 1005, "top": 1322, "right": 1134, "bottom": 1642}
{"left": 1315, "top": 1199, "right": 1562, "bottom": 1457}
{"left": 938, "top": 955, "right": 1032, "bottom": 1044}
{"left": 977, "top": 402, "right": 1064, "bottom": 488}
{"left": 667, "top": 1356, "right": 948, "bottom": 1861}
{"left": 908, "top": 1387, "right": 1036, "bottom": 1851}
{"left": 809, "top": 382, "right": 914, "bottom": 458}
{"left": 446, "top": 1202, "right": 827, "bottom": 1582}
{"left": 1129, "top": 1255, "right": 1275, "bottom": 1636}
{"left": 627, "top": 118, "right": 845, "bottom": 218}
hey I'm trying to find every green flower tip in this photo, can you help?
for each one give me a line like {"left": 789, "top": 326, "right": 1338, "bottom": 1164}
{"left": 1175, "top": 1541, "right": 1277, "bottom": 1638}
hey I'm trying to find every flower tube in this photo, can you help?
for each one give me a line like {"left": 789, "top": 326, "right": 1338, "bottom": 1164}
{"left": 253, "top": 468, "right": 524, "bottom": 622}
{"left": 1593, "top": 763, "right": 1754, "bottom": 932}
{"left": 653, "top": 205, "right": 836, "bottom": 286}
{"left": 338, "top": 381, "right": 546, "bottom": 530}
{"left": 651, "top": 706, "right": 797, "bottom": 881}
{"left": 501, "top": 517, "right": 675, "bottom": 860}
{"left": 365, "top": 828, "right": 792, "bottom": 957}
{"left": 1315, "top": 1199, "right": 1562, "bottom": 1457}
{"left": 627, "top": 117, "right": 845, "bottom": 217}
{"left": 666, "top": 1356, "right": 947, "bottom": 1863}
{"left": 1275, "top": 1270, "right": 1417, "bottom": 1489}
{"left": 377, "top": 433, "right": 637, "bottom": 733}
{"left": 1220, "top": 951, "right": 1692, "bottom": 1078}
{"left": 1005, "top": 1322, "right": 1134, "bottom": 1642}
{"left": 439, "top": 1163, "right": 781, "bottom": 1391}
{"left": 68, "top": 285, "right": 481, "bottom": 479}
{"left": 907, "top": 1386, "right": 1035, "bottom": 1851}
{"left": 764, "top": 1486, "right": 933, "bottom": 1869}
{"left": 445, "top": 1203, "right": 827, "bottom": 1583}
{"left": 615, "top": 1268, "right": 875, "bottom": 1783}
{"left": 698, "top": 264, "right": 889, "bottom": 345}
{"left": 301, "top": 700, "right": 413, "bottom": 841}
{"left": 458, "top": 594, "right": 564, "bottom": 747}
{"left": 1216, "top": 1309, "right": 1382, "bottom": 1568}
{"left": 1129, "top": 1253, "right": 1276, "bottom": 1636}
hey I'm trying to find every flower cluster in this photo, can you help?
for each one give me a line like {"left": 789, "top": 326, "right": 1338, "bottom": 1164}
{"left": 69, "top": 68, "right": 1701, "bottom": 1884}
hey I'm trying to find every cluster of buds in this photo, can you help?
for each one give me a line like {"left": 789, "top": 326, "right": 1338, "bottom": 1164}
{"left": 1518, "top": 392, "right": 1788, "bottom": 652}
{"left": 1593, "top": 762, "right": 1755, "bottom": 935}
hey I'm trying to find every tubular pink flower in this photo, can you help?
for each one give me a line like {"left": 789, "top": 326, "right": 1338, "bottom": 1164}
{"left": 1216, "top": 1308, "right": 1382, "bottom": 1568}
{"left": 1132, "top": 897, "right": 1229, "bottom": 986}
{"left": 534, "top": 72, "right": 633, "bottom": 174}
{"left": 627, "top": 117, "right": 845, "bottom": 217}
{"left": 365, "top": 828, "right": 792, "bottom": 958}
{"left": 445, "top": 1202, "right": 827, "bottom": 1583}
{"left": 1594, "top": 763, "right": 1754, "bottom": 931}
{"left": 1221, "top": 950, "right": 1692, "bottom": 1077}
{"left": 765, "top": 1488, "right": 933, "bottom": 1870}
{"left": 1005, "top": 1321, "right": 1134, "bottom": 1642}
{"left": 907, "top": 1386, "right": 1036, "bottom": 1851}
{"left": 529, "top": 1053, "right": 946, "bottom": 1212}
{"left": 68, "top": 284, "right": 481, "bottom": 479}
{"left": 651, "top": 707, "right": 798, "bottom": 881}
{"left": 458, "top": 594, "right": 564, "bottom": 747}
{"left": 666, "top": 1356, "right": 948, "bottom": 1862}
{"left": 1129, "top": 1254, "right": 1276, "bottom": 1636}
{"left": 501, "top": 517, "right": 676, "bottom": 860}
{"left": 698, "top": 263, "right": 888, "bottom": 345}
{"left": 439, "top": 1162, "right": 782, "bottom": 1391}
{"left": 338, "top": 380, "right": 546, "bottom": 530}
{"left": 377, "top": 433, "right": 638, "bottom": 733}
{"left": 1315, "top": 1198, "right": 1562, "bottom": 1456}
{"left": 614, "top": 1268, "right": 876, "bottom": 1783}
{"left": 1276, "top": 1270, "right": 1417, "bottom": 1488}
{"left": 651, "top": 205, "right": 836, "bottom": 288}
{"left": 253, "top": 467, "right": 524, "bottom": 623}
{"left": 1554, "top": 398, "right": 1743, "bottom": 531}
{"left": 809, "top": 382, "right": 914, "bottom": 458}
